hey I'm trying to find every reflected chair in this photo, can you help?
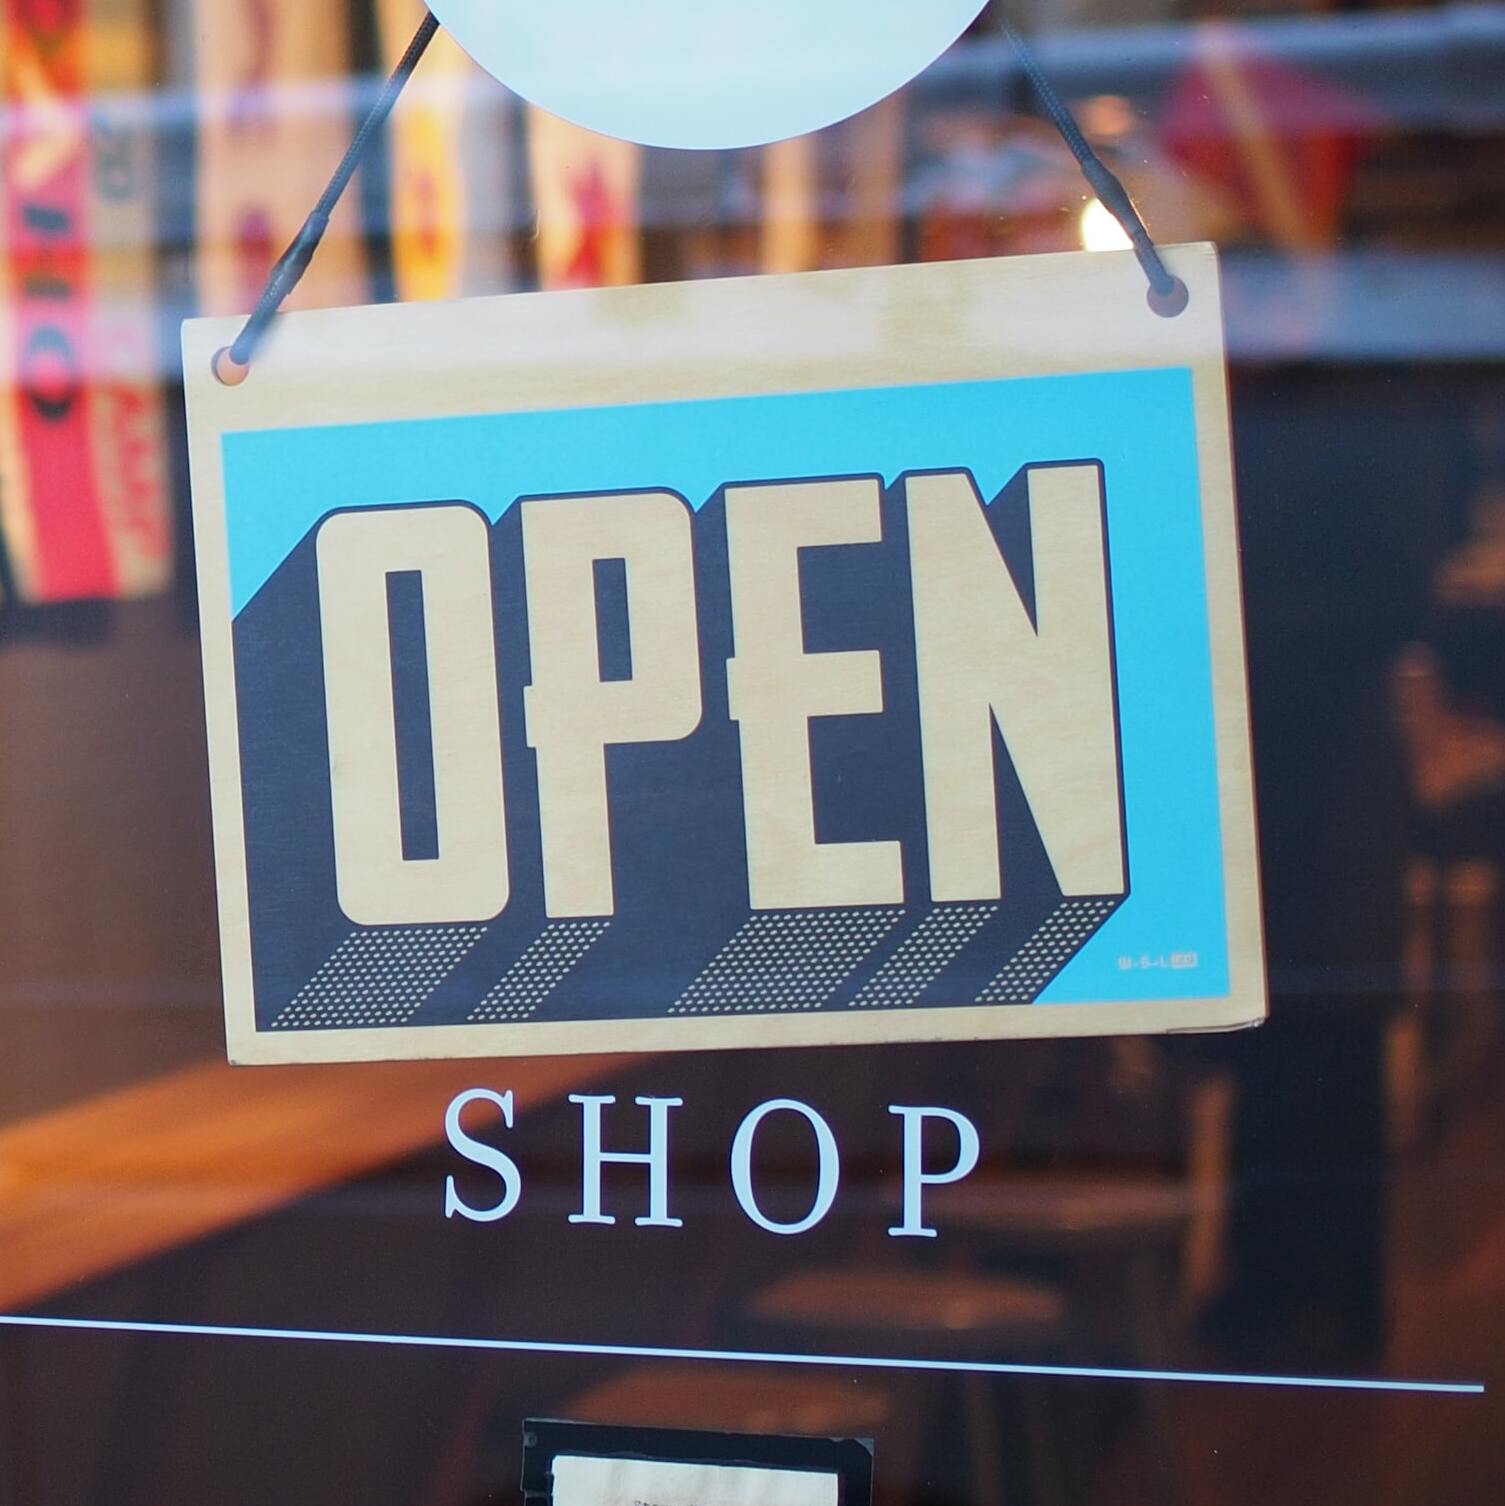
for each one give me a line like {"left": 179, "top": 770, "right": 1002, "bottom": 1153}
{"left": 1389, "top": 856, "right": 1502, "bottom": 1152}
{"left": 745, "top": 1265, "right": 1070, "bottom": 1506}
{"left": 917, "top": 1062, "right": 1237, "bottom": 1506}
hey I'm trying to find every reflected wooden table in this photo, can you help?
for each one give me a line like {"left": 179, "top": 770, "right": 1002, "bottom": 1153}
{"left": 0, "top": 1052, "right": 634, "bottom": 1310}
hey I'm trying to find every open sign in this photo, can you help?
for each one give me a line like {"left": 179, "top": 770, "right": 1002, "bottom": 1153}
{"left": 185, "top": 248, "right": 1264, "bottom": 1062}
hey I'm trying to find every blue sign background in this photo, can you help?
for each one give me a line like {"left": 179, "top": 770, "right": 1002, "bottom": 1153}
{"left": 222, "top": 366, "right": 1228, "bottom": 1007}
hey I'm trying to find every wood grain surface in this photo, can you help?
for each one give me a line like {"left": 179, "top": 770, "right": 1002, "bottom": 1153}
{"left": 0, "top": 1052, "right": 633, "bottom": 1310}
{"left": 183, "top": 245, "right": 1266, "bottom": 1064}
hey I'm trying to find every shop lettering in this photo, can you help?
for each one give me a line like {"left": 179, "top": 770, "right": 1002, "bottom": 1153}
{"left": 443, "top": 1089, "right": 980, "bottom": 1237}
{"left": 315, "top": 465, "right": 1124, "bottom": 923}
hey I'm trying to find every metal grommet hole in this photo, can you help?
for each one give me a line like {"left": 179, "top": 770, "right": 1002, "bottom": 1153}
{"left": 212, "top": 347, "right": 251, "bottom": 386}
{"left": 1146, "top": 277, "right": 1190, "bottom": 318}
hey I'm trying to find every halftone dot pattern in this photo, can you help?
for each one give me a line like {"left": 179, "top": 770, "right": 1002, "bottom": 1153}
{"left": 272, "top": 925, "right": 487, "bottom": 1030}
{"left": 670, "top": 907, "right": 903, "bottom": 1015}
{"left": 976, "top": 897, "right": 1122, "bottom": 1003}
{"left": 849, "top": 902, "right": 999, "bottom": 1008}
{"left": 467, "top": 919, "right": 611, "bottom": 1022}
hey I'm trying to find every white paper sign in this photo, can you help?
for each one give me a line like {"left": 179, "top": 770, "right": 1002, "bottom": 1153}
{"left": 553, "top": 1454, "right": 839, "bottom": 1506}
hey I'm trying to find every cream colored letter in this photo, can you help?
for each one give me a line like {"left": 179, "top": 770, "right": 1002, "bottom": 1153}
{"left": 907, "top": 466, "right": 1124, "bottom": 901}
{"left": 522, "top": 492, "right": 702, "bottom": 917}
{"left": 317, "top": 504, "right": 509, "bottom": 926}
{"left": 724, "top": 478, "right": 903, "bottom": 910}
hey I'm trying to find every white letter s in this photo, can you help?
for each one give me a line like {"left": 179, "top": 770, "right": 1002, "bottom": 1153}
{"left": 444, "top": 1088, "right": 523, "bottom": 1222}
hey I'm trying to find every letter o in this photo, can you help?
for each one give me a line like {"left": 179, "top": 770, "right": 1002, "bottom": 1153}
{"left": 730, "top": 1098, "right": 840, "bottom": 1235}
{"left": 22, "top": 325, "right": 80, "bottom": 422}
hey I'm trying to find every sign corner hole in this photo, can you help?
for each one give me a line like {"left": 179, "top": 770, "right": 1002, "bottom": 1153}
{"left": 212, "top": 347, "right": 251, "bottom": 387}
{"left": 1147, "top": 277, "right": 1190, "bottom": 319}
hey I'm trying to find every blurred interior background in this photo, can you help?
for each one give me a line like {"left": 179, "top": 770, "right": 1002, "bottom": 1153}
{"left": 0, "top": 2, "right": 1503, "bottom": 1503}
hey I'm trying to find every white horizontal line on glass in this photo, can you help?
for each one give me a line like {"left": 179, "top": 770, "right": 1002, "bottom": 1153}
{"left": 0, "top": 1315, "right": 1483, "bottom": 1396}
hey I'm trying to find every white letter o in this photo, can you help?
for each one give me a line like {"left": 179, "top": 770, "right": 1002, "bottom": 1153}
{"left": 730, "top": 1098, "right": 840, "bottom": 1235}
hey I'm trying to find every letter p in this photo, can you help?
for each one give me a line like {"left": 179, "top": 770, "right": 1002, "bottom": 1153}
{"left": 887, "top": 1105, "right": 980, "bottom": 1238}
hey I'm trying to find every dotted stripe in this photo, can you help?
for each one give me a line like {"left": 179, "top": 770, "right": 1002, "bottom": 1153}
{"left": 976, "top": 897, "right": 1121, "bottom": 1004}
{"left": 671, "top": 908, "right": 903, "bottom": 1015}
{"left": 273, "top": 925, "right": 487, "bottom": 1030}
{"left": 467, "top": 919, "right": 610, "bottom": 1022}
{"left": 849, "top": 902, "right": 998, "bottom": 1008}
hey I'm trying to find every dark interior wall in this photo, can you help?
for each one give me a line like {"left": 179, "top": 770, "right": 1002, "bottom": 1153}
{"left": 0, "top": 598, "right": 223, "bottom": 1126}
{"left": 0, "top": 359, "right": 1500, "bottom": 1504}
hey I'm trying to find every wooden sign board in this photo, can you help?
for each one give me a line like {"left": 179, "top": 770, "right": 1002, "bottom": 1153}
{"left": 183, "top": 246, "right": 1264, "bottom": 1064}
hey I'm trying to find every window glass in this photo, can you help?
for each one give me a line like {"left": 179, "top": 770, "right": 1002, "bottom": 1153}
{"left": 0, "top": 4, "right": 1501, "bottom": 1503}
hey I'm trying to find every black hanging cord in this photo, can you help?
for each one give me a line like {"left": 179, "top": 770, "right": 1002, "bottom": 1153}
{"left": 999, "top": 18, "right": 1186, "bottom": 314}
{"left": 217, "top": 7, "right": 1183, "bottom": 378}
{"left": 218, "top": 10, "right": 441, "bottom": 377}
